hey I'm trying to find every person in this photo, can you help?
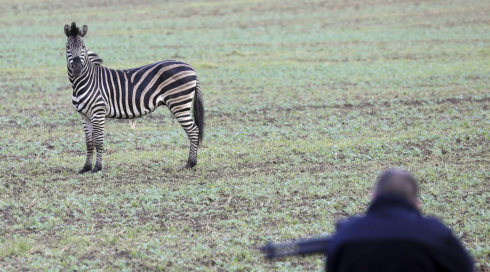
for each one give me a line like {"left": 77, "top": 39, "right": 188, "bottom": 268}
{"left": 326, "top": 169, "right": 474, "bottom": 272}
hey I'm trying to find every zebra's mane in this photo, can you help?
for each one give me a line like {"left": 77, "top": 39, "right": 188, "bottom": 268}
{"left": 87, "top": 51, "right": 103, "bottom": 66}
{"left": 68, "top": 22, "right": 80, "bottom": 37}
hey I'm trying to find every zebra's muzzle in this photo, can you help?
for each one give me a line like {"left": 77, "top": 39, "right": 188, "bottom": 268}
{"left": 72, "top": 57, "right": 82, "bottom": 76}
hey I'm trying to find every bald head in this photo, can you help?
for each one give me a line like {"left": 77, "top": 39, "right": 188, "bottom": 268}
{"left": 374, "top": 169, "right": 419, "bottom": 204}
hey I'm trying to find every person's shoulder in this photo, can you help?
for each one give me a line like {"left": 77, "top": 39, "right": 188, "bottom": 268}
{"left": 327, "top": 215, "right": 365, "bottom": 253}
{"left": 421, "top": 216, "right": 452, "bottom": 234}
{"left": 332, "top": 215, "right": 370, "bottom": 239}
{"left": 415, "top": 215, "right": 457, "bottom": 247}
{"left": 335, "top": 215, "right": 364, "bottom": 231}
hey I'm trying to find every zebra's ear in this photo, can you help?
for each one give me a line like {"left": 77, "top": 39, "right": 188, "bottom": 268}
{"left": 79, "top": 25, "right": 88, "bottom": 37}
{"left": 64, "top": 24, "right": 70, "bottom": 37}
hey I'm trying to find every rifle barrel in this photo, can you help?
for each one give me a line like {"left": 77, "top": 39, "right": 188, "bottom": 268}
{"left": 260, "top": 237, "right": 331, "bottom": 259}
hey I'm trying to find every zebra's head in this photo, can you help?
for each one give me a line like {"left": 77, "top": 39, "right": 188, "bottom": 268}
{"left": 64, "top": 22, "right": 88, "bottom": 78}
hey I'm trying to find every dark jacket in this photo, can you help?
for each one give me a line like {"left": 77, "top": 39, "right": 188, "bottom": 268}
{"left": 326, "top": 195, "right": 474, "bottom": 272}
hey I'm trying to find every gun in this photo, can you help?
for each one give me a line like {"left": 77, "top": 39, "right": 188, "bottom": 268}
{"left": 259, "top": 236, "right": 331, "bottom": 259}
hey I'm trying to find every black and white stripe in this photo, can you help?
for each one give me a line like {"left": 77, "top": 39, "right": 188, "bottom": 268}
{"left": 64, "top": 22, "right": 204, "bottom": 173}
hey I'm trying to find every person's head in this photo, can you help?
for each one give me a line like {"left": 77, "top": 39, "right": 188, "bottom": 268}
{"left": 373, "top": 169, "right": 420, "bottom": 207}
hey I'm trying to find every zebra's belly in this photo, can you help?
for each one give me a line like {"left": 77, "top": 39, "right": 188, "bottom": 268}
{"left": 104, "top": 101, "right": 165, "bottom": 119}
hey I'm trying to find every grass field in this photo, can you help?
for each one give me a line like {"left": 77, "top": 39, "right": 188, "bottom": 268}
{"left": 1, "top": 0, "right": 489, "bottom": 270}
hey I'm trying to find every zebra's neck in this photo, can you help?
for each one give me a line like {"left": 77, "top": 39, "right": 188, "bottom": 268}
{"left": 87, "top": 50, "right": 103, "bottom": 66}
{"left": 70, "top": 57, "right": 95, "bottom": 97}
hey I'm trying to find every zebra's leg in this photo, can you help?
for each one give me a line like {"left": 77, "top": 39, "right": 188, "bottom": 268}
{"left": 184, "top": 122, "right": 199, "bottom": 169}
{"left": 90, "top": 114, "right": 106, "bottom": 173}
{"left": 79, "top": 113, "right": 94, "bottom": 174}
{"left": 171, "top": 109, "right": 199, "bottom": 169}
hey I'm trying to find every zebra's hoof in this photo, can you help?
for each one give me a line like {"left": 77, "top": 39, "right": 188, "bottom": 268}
{"left": 78, "top": 165, "right": 92, "bottom": 174}
{"left": 179, "top": 162, "right": 196, "bottom": 171}
{"left": 184, "top": 161, "right": 197, "bottom": 169}
{"left": 90, "top": 165, "right": 102, "bottom": 173}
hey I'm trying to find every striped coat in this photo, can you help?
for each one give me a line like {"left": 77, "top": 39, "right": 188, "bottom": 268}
{"left": 65, "top": 22, "right": 204, "bottom": 173}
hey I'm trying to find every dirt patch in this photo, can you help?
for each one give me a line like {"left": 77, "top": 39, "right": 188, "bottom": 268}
{"left": 0, "top": 208, "right": 18, "bottom": 226}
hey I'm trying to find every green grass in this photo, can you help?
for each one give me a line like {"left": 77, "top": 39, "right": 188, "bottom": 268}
{"left": 1, "top": 0, "right": 489, "bottom": 271}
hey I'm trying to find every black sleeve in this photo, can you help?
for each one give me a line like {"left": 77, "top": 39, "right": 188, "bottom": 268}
{"left": 440, "top": 234, "right": 474, "bottom": 272}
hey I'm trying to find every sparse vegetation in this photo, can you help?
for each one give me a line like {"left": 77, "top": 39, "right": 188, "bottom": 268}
{"left": 0, "top": 0, "right": 489, "bottom": 271}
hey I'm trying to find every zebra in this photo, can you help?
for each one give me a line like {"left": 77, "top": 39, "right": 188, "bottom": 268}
{"left": 64, "top": 22, "right": 204, "bottom": 173}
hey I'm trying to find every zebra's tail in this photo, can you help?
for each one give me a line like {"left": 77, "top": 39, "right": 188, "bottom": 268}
{"left": 193, "top": 79, "right": 204, "bottom": 146}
